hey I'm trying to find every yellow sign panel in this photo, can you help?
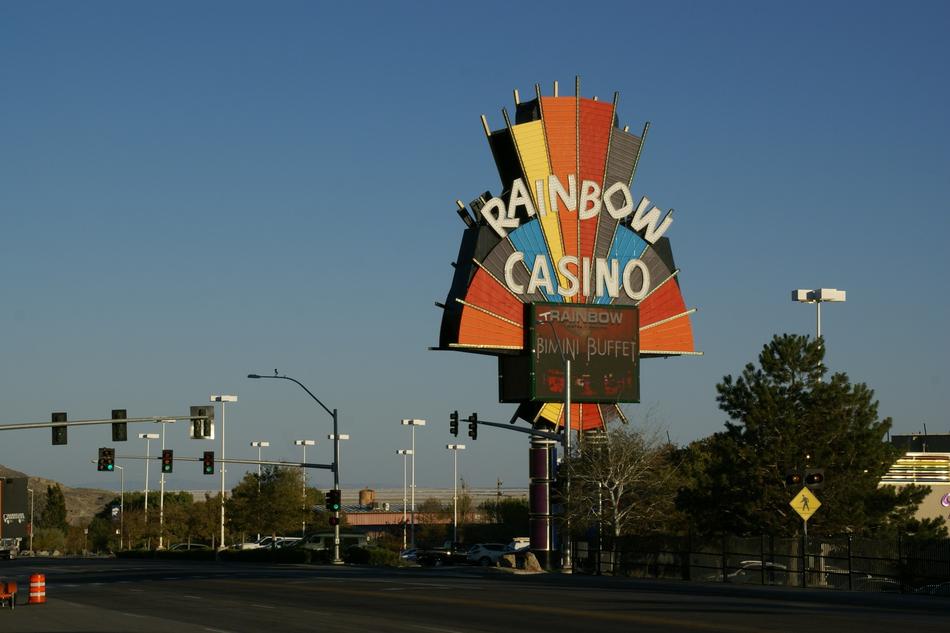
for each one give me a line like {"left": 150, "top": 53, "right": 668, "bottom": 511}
{"left": 790, "top": 487, "right": 821, "bottom": 522}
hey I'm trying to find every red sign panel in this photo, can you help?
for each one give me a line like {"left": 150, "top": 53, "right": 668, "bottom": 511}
{"left": 530, "top": 303, "right": 639, "bottom": 403}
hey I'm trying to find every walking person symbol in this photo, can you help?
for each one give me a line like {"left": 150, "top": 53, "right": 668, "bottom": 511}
{"left": 800, "top": 495, "right": 810, "bottom": 511}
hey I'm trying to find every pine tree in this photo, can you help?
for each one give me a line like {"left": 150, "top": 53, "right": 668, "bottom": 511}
{"left": 677, "top": 334, "right": 944, "bottom": 538}
{"left": 39, "top": 484, "right": 69, "bottom": 532}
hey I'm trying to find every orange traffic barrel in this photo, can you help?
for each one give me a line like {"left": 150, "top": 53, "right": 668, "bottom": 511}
{"left": 28, "top": 574, "right": 45, "bottom": 604}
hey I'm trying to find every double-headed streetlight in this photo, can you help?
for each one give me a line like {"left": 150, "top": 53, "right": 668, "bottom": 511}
{"left": 401, "top": 419, "right": 426, "bottom": 548}
{"left": 792, "top": 288, "right": 847, "bottom": 368}
{"left": 294, "top": 439, "right": 316, "bottom": 536}
{"left": 446, "top": 444, "right": 466, "bottom": 544}
{"left": 792, "top": 288, "right": 847, "bottom": 341}
{"left": 250, "top": 440, "right": 269, "bottom": 541}
{"left": 396, "top": 448, "right": 412, "bottom": 550}
{"left": 138, "top": 432, "right": 160, "bottom": 527}
{"left": 157, "top": 418, "right": 174, "bottom": 550}
{"left": 210, "top": 395, "right": 238, "bottom": 550}
{"left": 247, "top": 372, "right": 343, "bottom": 564}
{"left": 250, "top": 441, "right": 270, "bottom": 481}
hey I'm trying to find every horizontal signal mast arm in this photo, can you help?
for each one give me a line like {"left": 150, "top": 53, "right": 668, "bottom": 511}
{"left": 109, "top": 456, "right": 334, "bottom": 470}
{"left": 0, "top": 415, "right": 206, "bottom": 432}
{"left": 474, "top": 418, "right": 562, "bottom": 442}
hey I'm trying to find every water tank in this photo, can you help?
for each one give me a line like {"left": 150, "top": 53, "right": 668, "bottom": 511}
{"left": 359, "top": 488, "right": 375, "bottom": 507}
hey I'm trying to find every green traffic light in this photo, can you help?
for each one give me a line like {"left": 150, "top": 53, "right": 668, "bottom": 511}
{"left": 107, "top": 464, "right": 114, "bottom": 471}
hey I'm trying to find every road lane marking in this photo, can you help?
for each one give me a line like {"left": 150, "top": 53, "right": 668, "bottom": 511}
{"left": 411, "top": 626, "right": 466, "bottom": 633}
{"left": 220, "top": 578, "right": 763, "bottom": 633}
{"left": 249, "top": 603, "right": 276, "bottom": 609}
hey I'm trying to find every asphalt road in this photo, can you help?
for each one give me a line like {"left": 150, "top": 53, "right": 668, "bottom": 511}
{"left": 0, "top": 557, "right": 947, "bottom": 633}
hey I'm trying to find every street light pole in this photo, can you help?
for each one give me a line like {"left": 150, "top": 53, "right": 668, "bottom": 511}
{"left": 401, "top": 419, "right": 426, "bottom": 548}
{"left": 157, "top": 419, "right": 174, "bottom": 550}
{"left": 138, "top": 433, "right": 159, "bottom": 529}
{"left": 27, "top": 488, "right": 33, "bottom": 553}
{"left": 210, "top": 395, "right": 238, "bottom": 551}
{"left": 116, "top": 465, "right": 125, "bottom": 550}
{"left": 247, "top": 372, "right": 343, "bottom": 564}
{"left": 397, "top": 449, "right": 412, "bottom": 551}
{"left": 792, "top": 288, "right": 847, "bottom": 368}
{"left": 446, "top": 444, "right": 466, "bottom": 544}
{"left": 250, "top": 440, "right": 269, "bottom": 542}
{"left": 294, "top": 439, "right": 316, "bottom": 536}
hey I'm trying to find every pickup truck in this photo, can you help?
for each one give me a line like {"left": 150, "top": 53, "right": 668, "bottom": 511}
{"left": 0, "top": 537, "right": 20, "bottom": 560}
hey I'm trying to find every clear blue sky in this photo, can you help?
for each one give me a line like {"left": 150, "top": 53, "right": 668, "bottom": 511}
{"left": 2, "top": 1, "right": 948, "bottom": 493}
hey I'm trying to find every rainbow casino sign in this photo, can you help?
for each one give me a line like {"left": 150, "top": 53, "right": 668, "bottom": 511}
{"left": 435, "top": 78, "right": 700, "bottom": 564}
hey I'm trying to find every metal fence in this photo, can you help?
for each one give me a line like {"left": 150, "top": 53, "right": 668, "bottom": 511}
{"left": 573, "top": 533, "right": 950, "bottom": 594}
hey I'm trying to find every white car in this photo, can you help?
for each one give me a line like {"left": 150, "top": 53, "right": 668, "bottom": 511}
{"left": 466, "top": 543, "right": 509, "bottom": 566}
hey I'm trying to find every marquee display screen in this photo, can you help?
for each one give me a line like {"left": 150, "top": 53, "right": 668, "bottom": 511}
{"left": 529, "top": 303, "right": 639, "bottom": 403}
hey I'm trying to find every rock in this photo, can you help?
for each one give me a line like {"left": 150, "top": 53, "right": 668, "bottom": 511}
{"left": 522, "top": 552, "right": 542, "bottom": 572}
{"left": 499, "top": 554, "right": 516, "bottom": 568}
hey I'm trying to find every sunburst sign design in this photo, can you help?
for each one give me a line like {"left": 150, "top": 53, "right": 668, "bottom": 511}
{"left": 437, "top": 79, "right": 700, "bottom": 432}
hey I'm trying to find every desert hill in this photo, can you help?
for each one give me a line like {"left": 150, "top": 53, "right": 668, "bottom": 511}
{"left": 0, "top": 464, "right": 114, "bottom": 525}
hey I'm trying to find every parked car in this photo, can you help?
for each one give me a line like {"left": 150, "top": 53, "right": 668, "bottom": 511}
{"left": 466, "top": 543, "right": 509, "bottom": 566}
{"left": 915, "top": 582, "right": 950, "bottom": 596}
{"left": 0, "top": 538, "right": 20, "bottom": 560}
{"left": 168, "top": 543, "right": 210, "bottom": 551}
{"left": 399, "top": 548, "right": 418, "bottom": 562}
{"left": 709, "top": 561, "right": 788, "bottom": 585}
{"left": 854, "top": 577, "right": 903, "bottom": 593}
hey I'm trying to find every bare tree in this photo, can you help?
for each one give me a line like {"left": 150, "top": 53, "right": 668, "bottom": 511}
{"left": 564, "top": 424, "right": 678, "bottom": 541}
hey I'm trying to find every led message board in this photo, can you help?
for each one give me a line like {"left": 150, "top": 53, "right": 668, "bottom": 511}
{"left": 531, "top": 303, "right": 639, "bottom": 403}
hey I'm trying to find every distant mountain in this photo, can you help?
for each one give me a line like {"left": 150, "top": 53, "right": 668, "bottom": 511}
{"left": 0, "top": 464, "right": 114, "bottom": 525}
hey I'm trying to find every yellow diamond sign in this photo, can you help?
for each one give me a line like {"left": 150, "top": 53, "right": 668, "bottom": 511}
{"left": 790, "top": 486, "right": 821, "bottom": 522}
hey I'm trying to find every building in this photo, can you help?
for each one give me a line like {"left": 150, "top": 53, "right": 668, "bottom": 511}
{"left": 881, "top": 434, "right": 950, "bottom": 530}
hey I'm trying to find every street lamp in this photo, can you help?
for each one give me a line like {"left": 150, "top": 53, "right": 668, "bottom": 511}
{"left": 138, "top": 433, "right": 160, "bottom": 528}
{"left": 446, "top": 444, "right": 466, "bottom": 544}
{"left": 294, "top": 439, "right": 316, "bottom": 536}
{"left": 247, "top": 372, "right": 343, "bottom": 565}
{"left": 157, "top": 418, "right": 174, "bottom": 550}
{"left": 210, "top": 394, "right": 238, "bottom": 551}
{"left": 792, "top": 288, "right": 846, "bottom": 369}
{"left": 401, "top": 419, "right": 426, "bottom": 548}
{"left": 396, "top": 449, "right": 412, "bottom": 551}
{"left": 250, "top": 441, "right": 270, "bottom": 481}
{"left": 250, "top": 440, "right": 269, "bottom": 541}
{"left": 27, "top": 488, "right": 33, "bottom": 553}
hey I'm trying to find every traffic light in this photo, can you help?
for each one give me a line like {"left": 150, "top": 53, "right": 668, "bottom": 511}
{"left": 161, "top": 449, "right": 174, "bottom": 473}
{"left": 111, "top": 409, "right": 128, "bottom": 442}
{"left": 202, "top": 451, "right": 214, "bottom": 475}
{"left": 328, "top": 516, "right": 340, "bottom": 526}
{"left": 51, "top": 412, "right": 67, "bottom": 445}
{"left": 190, "top": 406, "right": 214, "bottom": 439}
{"left": 785, "top": 471, "right": 803, "bottom": 487}
{"left": 804, "top": 469, "right": 825, "bottom": 489}
{"left": 97, "top": 447, "right": 115, "bottom": 472}
{"left": 450, "top": 410, "right": 459, "bottom": 437}
{"left": 467, "top": 412, "right": 478, "bottom": 440}
{"left": 326, "top": 489, "right": 342, "bottom": 512}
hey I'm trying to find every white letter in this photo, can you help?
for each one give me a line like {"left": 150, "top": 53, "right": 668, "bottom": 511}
{"left": 595, "top": 258, "right": 620, "bottom": 298}
{"left": 630, "top": 196, "right": 673, "bottom": 243}
{"left": 504, "top": 252, "right": 525, "bottom": 294}
{"left": 534, "top": 179, "right": 548, "bottom": 217}
{"left": 579, "top": 180, "right": 602, "bottom": 220}
{"left": 622, "top": 259, "right": 650, "bottom": 300}
{"left": 527, "top": 255, "right": 555, "bottom": 295}
{"left": 549, "top": 174, "right": 577, "bottom": 213}
{"left": 481, "top": 196, "right": 518, "bottom": 238}
{"left": 556, "top": 256, "right": 579, "bottom": 298}
{"left": 581, "top": 257, "right": 591, "bottom": 297}
{"left": 603, "top": 182, "right": 633, "bottom": 220}
{"left": 509, "top": 178, "right": 537, "bottom": 218}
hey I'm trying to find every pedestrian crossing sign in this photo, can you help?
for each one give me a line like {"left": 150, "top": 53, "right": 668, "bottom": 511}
{"left": 791, "top": 486, "right": 821, "bottom": 522}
